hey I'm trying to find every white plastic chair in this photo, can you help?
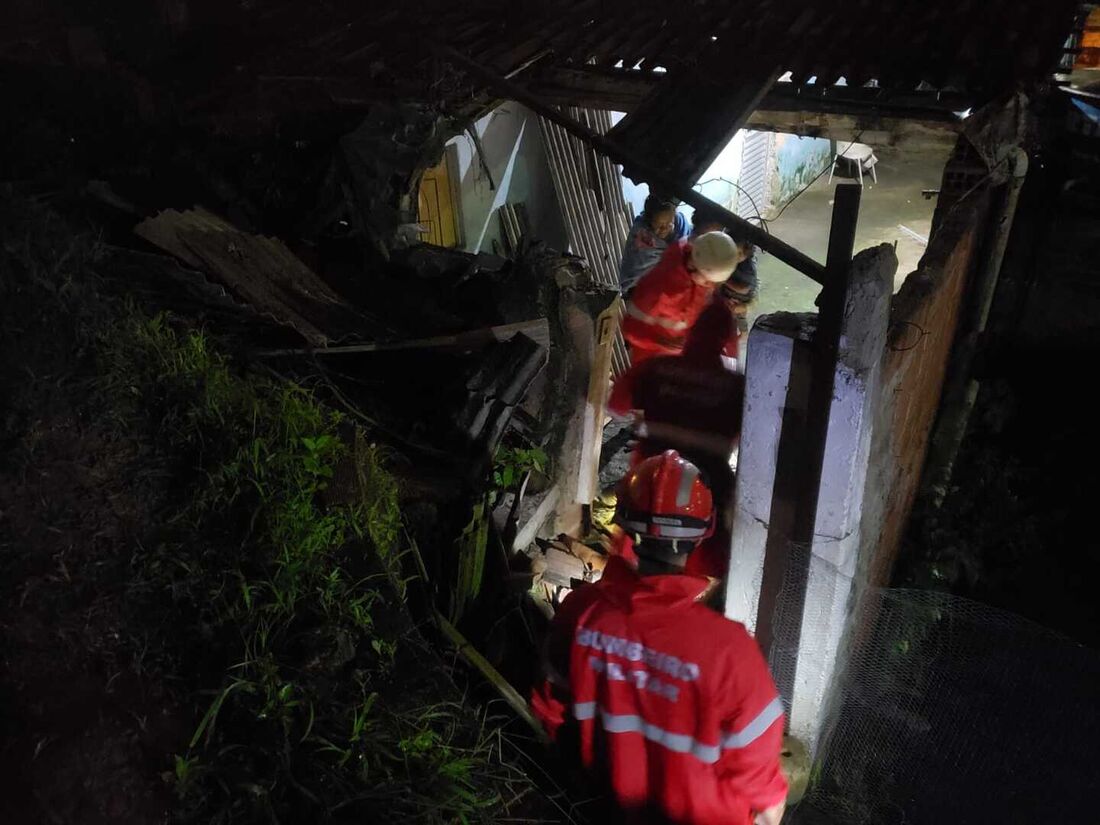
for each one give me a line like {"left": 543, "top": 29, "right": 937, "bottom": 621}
{"left": 828, "top": 142, "right": 878, "bottom": 186}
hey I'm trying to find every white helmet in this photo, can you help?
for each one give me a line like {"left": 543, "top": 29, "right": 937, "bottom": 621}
{"left": 690, "top": 232, "right": 740, "bottom": 282}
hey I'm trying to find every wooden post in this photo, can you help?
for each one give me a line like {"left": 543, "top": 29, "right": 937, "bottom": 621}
{"left": 754, "top": 185, "right": 861, "bottom": 707}
{"left": 576, "top": 298, "right": 620, "bottom": 507}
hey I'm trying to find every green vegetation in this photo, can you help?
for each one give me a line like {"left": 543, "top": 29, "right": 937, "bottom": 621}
{"left": 0, "top": 199, "right": 559, "bottom": 824}
{"left": 491, "top": 445, "right": 548, "bottom": 500}
{"left": 448, "top": 444, "right": 549, "bottom": 624}
{"left": 103, "top": 311, "right": 529, "bottom": 822}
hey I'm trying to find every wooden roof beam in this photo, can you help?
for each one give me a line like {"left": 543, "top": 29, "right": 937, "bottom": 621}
{"left": 443, "top": 45, "right": 828, "bottom": 284}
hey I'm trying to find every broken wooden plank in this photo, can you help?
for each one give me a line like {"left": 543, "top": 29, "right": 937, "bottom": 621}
{"left": 511, "top": 485, "right": 561, "bottom": 554}
{"left": 434, "top": 611, "right": 549, "bottom": 743}
{"left": 538, "top": 546, "right": 588, "bottom": 589}
{"left": 260, "top": 318, "right": 550, "bottom": 357}
{"left": 575, "top": 298, "right": 620, "bottom": 506}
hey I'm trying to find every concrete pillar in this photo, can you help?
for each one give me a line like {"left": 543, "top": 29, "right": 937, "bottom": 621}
{"left": 725, "top": 245, "right": 895, "bottom": 754}
{"left": 788, "top": 246, "right": 894, "bottom": 750}
{"left": 724, "top": 313, "right": 814, "bottom": 633}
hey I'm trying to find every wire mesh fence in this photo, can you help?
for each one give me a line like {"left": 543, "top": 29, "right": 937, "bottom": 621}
{"left": 788, "top": 587, "right": 1100, "bottom": 824}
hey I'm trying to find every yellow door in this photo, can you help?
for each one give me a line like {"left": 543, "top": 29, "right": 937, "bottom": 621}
{"left": 1079, "top": 8, "right": 1100, "bottom": 69}
{"left": 418, "top": 157, "right": 460, "bottom": 248}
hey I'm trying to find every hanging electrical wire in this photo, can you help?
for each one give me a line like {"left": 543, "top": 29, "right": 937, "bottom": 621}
{"left": 768, "top": 132, "right": 867, "bottom": 225}
{"left": 692, "top": 176, "right": 769, "bottom": 232}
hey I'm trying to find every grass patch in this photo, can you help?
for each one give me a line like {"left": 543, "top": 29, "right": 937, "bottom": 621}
{"left": 101, "top": 311, "right": 538, "bottom": 823}
{"left": 1, "top": 198, "right": 558, "bottom": 824}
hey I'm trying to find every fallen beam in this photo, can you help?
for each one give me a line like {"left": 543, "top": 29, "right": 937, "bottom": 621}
{"left": 435, "top": 614, "right": 549, "bottom": 743}
{"left": 443, "top": 46, "right": 828, "bottom": 285}
{"left": 259, "top": 318, "right": 550, "bottom": 357}
{"left": 511, "top": 485, "right": 562, "bottom": 555}
{"left": 605, "top": 55, "right": 783, "bottom": 192}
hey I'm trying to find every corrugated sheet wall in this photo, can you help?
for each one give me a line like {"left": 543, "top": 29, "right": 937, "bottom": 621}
{"left": 738, "top": 130, "right": 775, "bottom": 221}
{"left": 538, "top": 108, "right": 632, "bottom": 377}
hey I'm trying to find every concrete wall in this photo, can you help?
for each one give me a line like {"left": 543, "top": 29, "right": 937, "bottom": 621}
{"left": 772, "top": 134, "right": 833, "bottom": 206}
{"left": 725, "top": 187, "right": 989, "bottom": 754}
{"left": 793, "top": 245, "right": 895, "bottom": 748}
{"left": 448, "top": 103, "right": 568, "bottom": 254}
{"left": 725, "top": 315, "right": 808, "bottom": 634}
{"left": 858, "top": 194, "right": 990, "bottom": 588}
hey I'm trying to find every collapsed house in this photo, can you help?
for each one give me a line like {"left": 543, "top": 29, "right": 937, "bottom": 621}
{"left": 4, "top": 0, "right": 1099, "bottom": 822}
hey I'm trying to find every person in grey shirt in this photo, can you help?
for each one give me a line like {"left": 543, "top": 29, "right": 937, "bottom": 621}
{"left": 618, "top": 195, "right": 690, "bottom": 293}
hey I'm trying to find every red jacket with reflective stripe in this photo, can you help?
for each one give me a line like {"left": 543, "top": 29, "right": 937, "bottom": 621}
{"left": 622, "top": 241, "right": 739, "bottom": 361}
{"left": 531, "top": 557, "right": 788, "bottom": 824}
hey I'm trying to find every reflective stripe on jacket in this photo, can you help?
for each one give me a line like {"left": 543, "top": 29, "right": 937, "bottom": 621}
{"left": 531, "top": 557, "right": 788, "bottom": 824}
{"left": 622, "top": 241, "right": 737, "bottom": 360}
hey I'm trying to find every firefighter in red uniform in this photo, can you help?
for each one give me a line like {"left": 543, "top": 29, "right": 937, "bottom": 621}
{"left": 690, "top": 208, "right": 759, "bottom": 366}
{"left": 531, "top": 452, "right": 788, "bottom": 825}
{"left": 608, "top": 302, "right": 746, "bottom": 579}
{"left": 609, "top": 302, "right": 744, "bottom": 496}
{"left": 621, "top": 231, "right": 745, "bottom": 366}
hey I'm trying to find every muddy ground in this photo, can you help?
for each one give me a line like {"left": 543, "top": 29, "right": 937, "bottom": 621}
{"left": 0, "top": 211, "right": 183, "bottom": 823}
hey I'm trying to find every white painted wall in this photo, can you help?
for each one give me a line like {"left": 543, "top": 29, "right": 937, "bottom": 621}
{"left": 695, "top": 130, "right": 747, "bottom": 213}
{"left": 788, "top": 245, "right": 894, "bottom": 753}
{"left": 447, "top": 103, "right": 568, "bottom": 254}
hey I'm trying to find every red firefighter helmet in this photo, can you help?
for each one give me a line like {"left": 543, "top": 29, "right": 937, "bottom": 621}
{"left": 614, "top": 451, "right": 715, "bottom": 561}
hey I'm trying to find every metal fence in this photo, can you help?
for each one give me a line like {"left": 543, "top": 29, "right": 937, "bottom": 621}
{"left": 788, "top": 587, "right": 1100, "bottom": 824}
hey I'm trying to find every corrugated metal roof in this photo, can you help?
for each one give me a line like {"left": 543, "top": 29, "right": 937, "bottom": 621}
{"left": 431, "top": 0, "right": 1078, "bottom": 100}
{"left": 135, "top": 208, "right": 374, "bottom": 345}
{"left": 5, "top": 2, "right": 1073, "bottom": 125}
{"left": 233, "top": 0, "right": 1077, "bottom": 179}
{"left": 131, "top": 3, "right": 1087, "bottom": 119}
